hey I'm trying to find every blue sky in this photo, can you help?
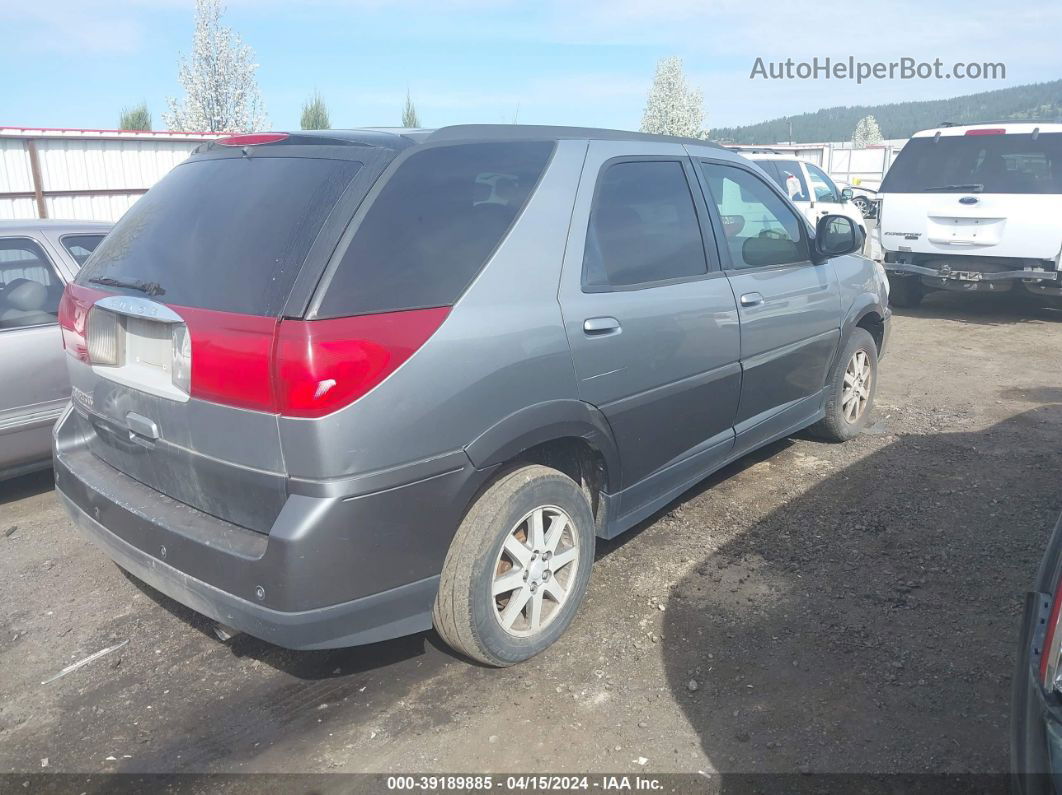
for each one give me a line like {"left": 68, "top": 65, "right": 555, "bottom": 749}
{"left": 2, "top": 0, "right": 1060, "bottom": 133}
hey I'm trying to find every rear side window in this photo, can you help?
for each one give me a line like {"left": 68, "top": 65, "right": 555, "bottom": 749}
{"left": 583, "top": 160, "right": 707, "bottom": 290}
{"left": 770, "top": 161, "right": 810, "bottom": 202}
{"left": 318, "top": 141, "right": 554, "bottom": 317}
{"left": 78, "top": 157, "right": 361, "bottom": 315}
{"left": 881, "top": 133, "right": 1062, "bottom": 194}
{"left": 61, "top": 234, "right": 105, "bottom": 266}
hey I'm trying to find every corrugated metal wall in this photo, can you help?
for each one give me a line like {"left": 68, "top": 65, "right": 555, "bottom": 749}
{"left": 0, "top": 129, "right": 219, "bottom": 222}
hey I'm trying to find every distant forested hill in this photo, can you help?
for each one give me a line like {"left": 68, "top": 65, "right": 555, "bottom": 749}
{"left": 711, "top": 80, "right": 1062, "bottom": 144}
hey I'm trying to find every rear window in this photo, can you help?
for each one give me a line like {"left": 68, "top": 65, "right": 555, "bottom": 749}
{"left": 61, "top": 234, "right": 105, "bottom": 266}
{"left": 317, "top": 141, "right": 554, "bottom": 317}
{"left": 78, "top": 157, "right": 361, "bottom": 315}
{"left": 881, "top": 132, "right": 1062, "bottom": 194}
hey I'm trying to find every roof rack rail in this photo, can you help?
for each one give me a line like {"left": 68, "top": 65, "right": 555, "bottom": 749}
{"left": 938, "top": 119, "right": 1062, "bottom": 128}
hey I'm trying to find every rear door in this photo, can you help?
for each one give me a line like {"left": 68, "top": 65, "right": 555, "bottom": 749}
{"left": 697, "top": 159, "right": 840, "bottom": 455}
{"left": 878, "top": 129, "right": 1062, "bottom": 259}
{"left": 0, "top": 236, "right": 69, "bottom": 472}
{"left": 67, "top": 146, "right": 385, "bottom": 531}
{"left": 559, "top": 142, "right": 741, "bottom": 499}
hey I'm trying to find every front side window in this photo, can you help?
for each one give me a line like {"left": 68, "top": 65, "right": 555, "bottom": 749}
{"left": 583, "top": 160, "right": 707, "bottom": 290}
{"left": 0, "top": 238, "right": 63, "bottom": 330}
{"left": 805, "top": 163, "right": 840, "bottom": 202}
{"left": 319, "top": 141, "right": 554, "bottom": 317}
{"left": 700, "top": 163, "right": 807, "bottom": 270}
{"left": 61, "top": 234, "right": 105, "bottom": 267}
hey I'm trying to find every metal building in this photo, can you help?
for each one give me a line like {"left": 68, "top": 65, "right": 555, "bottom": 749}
{"left": 0, "top": 127, "right": 219, "bottom": 222}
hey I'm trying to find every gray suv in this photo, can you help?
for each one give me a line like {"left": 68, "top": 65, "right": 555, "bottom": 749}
{"left": 54, "top": 126, "right": 889, "bottom": 666}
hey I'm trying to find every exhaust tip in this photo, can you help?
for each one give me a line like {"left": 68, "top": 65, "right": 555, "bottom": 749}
{"left": 213, "top": 623, "right": 242, "bottom": 643}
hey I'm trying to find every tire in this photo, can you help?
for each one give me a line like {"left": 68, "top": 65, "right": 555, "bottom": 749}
{"left": 433, "top": 464, "right": 595, "bottom": 667}
{"left": 810, "top": 328, "right": 878, "bottom": 442}
{"left": 888, "top": 275, "right": 924, "bottom": 308}
{"left": 852, "top": 196, "right": 871, "bottom": 217}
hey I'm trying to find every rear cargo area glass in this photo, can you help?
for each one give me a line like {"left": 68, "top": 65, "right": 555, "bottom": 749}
{"left": 317, "top": 141, "right": 554, "bottom": 317}
{"left": 881, "top": 133, "right": 1062, "bottom": 194}
{"left": 78, "top": 157, "right": 361, "bottom": 315}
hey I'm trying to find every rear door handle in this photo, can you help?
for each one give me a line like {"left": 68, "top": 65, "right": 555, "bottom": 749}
{"left": 739, "top": 292, "right": 764, "bottom": 308}
{"left": 583, "top": 316, "right": 621, "bottom": 335}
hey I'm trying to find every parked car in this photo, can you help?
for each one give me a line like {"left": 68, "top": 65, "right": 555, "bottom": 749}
{"left": 1012, "top": 510, "right": 1062, "bottom": 793}
{"left": 738, "top": 151, "right": 868, "bottom": 237}
{"left": 0, "top": 220, "right": 109, "bottom": 480}
{"left": 836, "top": 180, "right": 879, "bottom": 219}
{"left": 878, "top": 122, "right": 1062, "bottom": 307}
{"left": 53, "top": 126, "right": 888, "bottom": 666}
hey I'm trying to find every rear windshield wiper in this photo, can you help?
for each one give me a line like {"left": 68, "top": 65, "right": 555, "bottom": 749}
{"left": 922, "top": 184, "right": 984, "bottom": 192}
{"left": 87, "top": 277, "right": 166, "bottom": 297}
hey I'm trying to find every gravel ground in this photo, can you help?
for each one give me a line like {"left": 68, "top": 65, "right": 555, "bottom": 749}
{"left": 2, "top": 289, "right": 1061, "bottom": 777}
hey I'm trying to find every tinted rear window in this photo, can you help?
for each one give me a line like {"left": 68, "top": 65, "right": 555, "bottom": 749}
{"left": 62, "top": 234, "right": 105, "bottom": 266}
{"left": 78, "top": 157, "right": 360, "bottom": 315}
{"left": 881, "top": 133, "right": 1062, "bottom": 194}
{"left": 317, "top": 141, "right": 554, "bottom": 317}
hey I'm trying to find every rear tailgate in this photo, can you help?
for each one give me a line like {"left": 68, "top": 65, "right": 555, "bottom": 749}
{"left": 63, "top": 142, "right": 389, "bottom": 532}
{"left": 880, "top": 129, "right": 1062, "bottom": 261}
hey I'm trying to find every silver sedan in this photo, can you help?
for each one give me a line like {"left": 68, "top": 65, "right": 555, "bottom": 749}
{"left": 0, "top": 219, "right": 110, "bottom": 479}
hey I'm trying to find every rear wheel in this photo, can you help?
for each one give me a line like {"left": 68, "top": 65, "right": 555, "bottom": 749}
{"left": 810, "top": 328, "right": 878, "bottom": 442}
{"left": 433, "top": 464, "right": 595, "bottom": 666}
{"left": 888, "top": 275, "right": 924, "bottom": 308}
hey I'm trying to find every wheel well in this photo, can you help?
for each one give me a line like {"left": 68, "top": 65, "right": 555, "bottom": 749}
{"left": 856, "top": 311, "right": 885, "bottom": 353}
{"left": 512, "top": 437, "right": 609, "bottom": 532}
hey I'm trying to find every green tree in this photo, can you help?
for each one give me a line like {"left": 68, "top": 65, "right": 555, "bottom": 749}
{"left": 119, "top": 103, "right": 152, "bottom": 131}
{"left": 300, "top": 92, "right": 330, "bottom": 130}
{"left": 402, "top": 90, "right": 420, "bottom": 128}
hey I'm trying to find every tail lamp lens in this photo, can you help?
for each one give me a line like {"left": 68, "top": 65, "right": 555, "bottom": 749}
{"left": 273, "top": 308, "right": 450, "bottom": 418}
{"left": 58, "top": 286, "right": 91, "bottom": 363}
{"left": 1041, "top": 580, "right": 1062, "bottom": 690}
{"left": 86, "top": 308, "right": 121, "bottom": 366}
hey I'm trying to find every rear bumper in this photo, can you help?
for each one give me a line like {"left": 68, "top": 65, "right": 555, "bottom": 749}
{"left": 885, "top": 261, "right": 1061, "bottom": 283}
{"left": 53, "top": 405, "right": 489, "bottom": 650}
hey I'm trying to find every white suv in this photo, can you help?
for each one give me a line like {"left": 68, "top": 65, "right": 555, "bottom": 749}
{"left": 877, "top": 122, "right": 1062, "bottom": 307}
{"left": 740, "top": 151, "right": 868, "bottom": 237}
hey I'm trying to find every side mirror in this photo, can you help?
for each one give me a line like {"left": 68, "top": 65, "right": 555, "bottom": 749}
{"left": 813, "top": 214, "right": 863, "bottom": 262}
{"left": 840, "top": 187, "right": 854, "bottom": 202}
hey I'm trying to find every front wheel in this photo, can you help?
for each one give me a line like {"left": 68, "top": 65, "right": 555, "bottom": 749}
{"left": 433, "top": 464, "right": 595, "bottom": 666}
{"left": 810, "top": 328, "right": 879, "bottom": 442}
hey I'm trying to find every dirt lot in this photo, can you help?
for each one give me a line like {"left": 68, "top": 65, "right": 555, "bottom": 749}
{"left": 2, "top": 290, "right": 1062, "bottom": 778}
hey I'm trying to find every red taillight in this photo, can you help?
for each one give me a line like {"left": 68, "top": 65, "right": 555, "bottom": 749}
{"left": 216, "top": 133, "right": 289, "bottom": 146}
{"left": 59, "top": 283, "right": 447, "bottom": 417}
{"left": 58, "top": 283, "right": 108, "bottom": 363}
{"left": 180, "top": 307, "right": 279, "bottom": 412}
{"left": 964, "top": 128, "right": 1006, "bottom": 136}
{"left": 273, "top": 308, "right": 450, "bottom": 418}
{"left": 1041, "top": 579, "right": 1062, "bottom": 688}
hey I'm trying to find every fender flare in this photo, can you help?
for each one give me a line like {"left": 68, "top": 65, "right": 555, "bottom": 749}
{"left": 825, "top": 294, "right": 888, "bottom": 384}
{"left": 464, "top": 400, "right": 621, "bottom": 492}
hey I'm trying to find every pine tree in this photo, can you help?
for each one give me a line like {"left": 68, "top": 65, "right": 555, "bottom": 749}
{"left": 300, "top": 92, "right": 330, "bottom": 130}
{"left": 402, "top": 91, "right": 421, "bottom": 128}
{"left": 163, "top": 0, "right": 267, "bottom": 132}
{"left": 119, "top": 103, "right": 152, "bottom": 131}
{"left": 640, "top": 56, "right": 704, "bottom": 138}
